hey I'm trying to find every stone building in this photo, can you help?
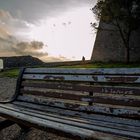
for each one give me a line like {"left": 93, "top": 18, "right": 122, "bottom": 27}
{"left": 91, "top": 21, "right": 140, "bottom": 62}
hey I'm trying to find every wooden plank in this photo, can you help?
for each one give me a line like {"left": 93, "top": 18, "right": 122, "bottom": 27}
{"left": 0, "top": 120, "right": 15, "bottom": 130}
{"left": 20, "top": 89, "right": 140, "bottom": 107}
{"left": 22, "top": 81, "right": 140, "bottom": 95}
{"left": 25, "top": 68, "right": 140, "bottom": 75}
{"left": 20, "top": 89, "right": 90, "bottom": 102}
{"left": 0, "top": 106, "right": 132, "bottom": 140}
{"left": 0, "top": 104, "right": 139, "bottom": 139}
{"left": 2, "top": 103, "right": 140, "bottom": 133}
{"left": 89, "top": 95, "right": 140, "bottom": 107}
{"left": 13, "top": 101, "right": 140, "bottom": 127}
{"left": 17, "top": 95, "right": 140, "bottom": 118}
{"left": 23, "top": 74, "right": 140, "bottom": 83}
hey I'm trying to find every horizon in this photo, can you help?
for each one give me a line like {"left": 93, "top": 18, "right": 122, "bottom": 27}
{"left": 0, "top": 0, "right": 97, "bottom": 62}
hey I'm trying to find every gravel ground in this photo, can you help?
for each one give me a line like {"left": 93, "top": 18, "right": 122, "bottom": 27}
{"left": 0, "top": 78, "right": 17, "bottom": 101}
{"left": 0, "top": 77, "right": 72, "bottom": 140}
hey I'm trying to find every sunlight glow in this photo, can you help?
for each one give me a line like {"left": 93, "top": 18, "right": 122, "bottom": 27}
{"left": 28, "top": 6, "right": 95, "bottom": 60}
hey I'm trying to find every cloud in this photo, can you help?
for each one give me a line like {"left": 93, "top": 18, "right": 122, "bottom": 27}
{"left": 0, "top": 0, "right": 92, "bottom": 23}
{"left": 0, "top": 35, "right": 17, "bottom": 57}
{"left": 0, "top": 9, "right": 69, "bottom": 61}
{"left": 0, "top": 9, "right": 12, "bottom": 19}
{"left": 40, "top": 55, "right": 70, "bottom": 62}
{"left": 0, "top": 0, "right": 95, "bottom": 61}
{"left": 17, "top": 41, "right": 44, "bottom": 50}
{"left": 0, "top": 36, "right": 69, "bottom": 61}
{"left": 0, "top": 27, "right": 10, "bottom": 39}
{"left": 0, "top": 9, "right": 34, "bottom": 41}
{"left": 0, "top": 34, "right": 48, "bottom": 57}
{"left": 0, "top": 9, "right": 34, "bottom": 56}
{"left": 13, "top": 41, "right": 48, "bottom": 57}
{"left": 0, "top": 10, "right": 13, "bottom": 38}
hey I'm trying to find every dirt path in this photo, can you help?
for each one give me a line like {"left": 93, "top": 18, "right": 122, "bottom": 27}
{"left": 0, "top": 77, "right": 72, "bottom": 140}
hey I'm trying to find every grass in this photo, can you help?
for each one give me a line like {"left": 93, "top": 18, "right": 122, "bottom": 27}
{"left": 60, "top": 62, "right": 140, "bottom": 68}
{"left": 0, "top": 62, "right": 140, "bottom": 78}
{"left": 0, "top": 68, "right": 20, "bottom": 78}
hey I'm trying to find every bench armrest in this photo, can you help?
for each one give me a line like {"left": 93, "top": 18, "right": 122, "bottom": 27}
{"left": 0, "top": 68, "right": 25, "bottom": 104}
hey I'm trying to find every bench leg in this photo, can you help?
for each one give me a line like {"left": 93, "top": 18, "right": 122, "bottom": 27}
{"left": 0, "top": 120, "right": 15, "bottom": 131}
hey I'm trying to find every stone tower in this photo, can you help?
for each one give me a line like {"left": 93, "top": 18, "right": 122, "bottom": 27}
{"left": 91, "top": 21, "right": 140, "bottom": 62}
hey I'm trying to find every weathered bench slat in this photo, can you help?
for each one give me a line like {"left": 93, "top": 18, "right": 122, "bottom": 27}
{"left": 21, "top": 89, "right": 140, "bottom": 107}
{"left": 25, "top": 68, "right": 140, "bottom": 75}
{"left": 0, "top": 104, "right": 139, "bottom": 139}
{"left": 17, "top": 95, "right": 140, "bottom": 118}
{"left": 22, "top": 81, "right": 140, "bottom": 95}
{"left": 1, "top": 103, "right": 139, "bottom": 133}
{"left": 23, "top": 74, "right": 140, "bottom": 83}
{"left": 0, "top": 106, "right": 132, "bottom": 140}
{"left": 13, "top": 101, "right": 140, "bottom": 127}
{"left": 21, "top": 89, "right": 90, "bottom": 102}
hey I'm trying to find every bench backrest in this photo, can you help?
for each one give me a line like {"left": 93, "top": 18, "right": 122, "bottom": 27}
{"left": 15, "top": 68, "right": 140, "bottom": 119}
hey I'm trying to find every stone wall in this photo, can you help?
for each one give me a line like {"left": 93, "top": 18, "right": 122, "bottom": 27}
{"left": 91, "top": 21, "right": 140, "bottom": 62}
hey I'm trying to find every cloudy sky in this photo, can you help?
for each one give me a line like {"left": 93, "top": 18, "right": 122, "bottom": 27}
{"left": 0, "top": 0, "right": 96, "bottom": 62}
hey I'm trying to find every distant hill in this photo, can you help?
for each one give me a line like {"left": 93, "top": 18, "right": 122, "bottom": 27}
{"left": 0, "top": 55, "right": 44, "bottom": 69}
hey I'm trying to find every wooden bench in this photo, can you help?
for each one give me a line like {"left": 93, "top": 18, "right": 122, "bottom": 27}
{"left": 0, "top": 68, "right": 140, "bottom": 140}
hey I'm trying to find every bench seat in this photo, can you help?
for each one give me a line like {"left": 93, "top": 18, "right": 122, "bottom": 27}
{"left": 0, "top": 101, "right": 140, "bottom": 140}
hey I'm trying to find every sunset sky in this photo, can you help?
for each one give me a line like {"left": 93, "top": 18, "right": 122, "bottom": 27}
{"left": 0, "top": 0, "right": 96, "bottom": 62}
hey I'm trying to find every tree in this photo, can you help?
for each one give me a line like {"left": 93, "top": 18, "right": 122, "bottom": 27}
{"left": 91, "top": 0, "right": 140, "bottom": 63}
